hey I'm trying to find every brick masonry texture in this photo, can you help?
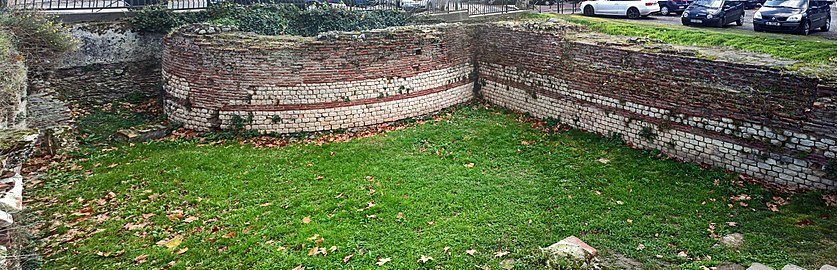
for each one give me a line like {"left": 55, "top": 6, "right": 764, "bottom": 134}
{"left": 162, "top": 22, "right": 836, "bottom": 190}
{"left": 475, "top": 24, "right": 836, "bottom": 190}
{"left": 162, "top": 24, "right": 475, "bottom": 132}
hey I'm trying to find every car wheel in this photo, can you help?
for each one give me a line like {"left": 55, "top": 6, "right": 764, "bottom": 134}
{"left": 716, "top": 17, "right": 725, "bottom": 28}
{"left": 626, "top": 7, "right": 640, "bottom": 19}
{"left": 584, "top": 6, "right": 596, "bottom": 16}
{"left": 798, "top": 20, "right": 810, "bottom": 35}
{"left": 583, "top": 5, "right": 594, "bottom": 16}
{"left": 736, "top": 14, "right": 743, "bottom": 26}
{"left": 822, "top": 17, "right": 831, "bottom": 32}
{"left": 660, "top": 6, "right": 669, "bottom": 16}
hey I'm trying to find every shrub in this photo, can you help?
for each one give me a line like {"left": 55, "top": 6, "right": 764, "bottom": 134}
{"left": 0, "top": 11, "right": 79, "bottom": 60}
{"left": 238, "top": 7, "right": 288, "bottom": 35}
{"left": 128, "top": 3, "right": 409, "bottom": 36}
{"left": 128, "top": 5, "right": 208, "bottom": 33}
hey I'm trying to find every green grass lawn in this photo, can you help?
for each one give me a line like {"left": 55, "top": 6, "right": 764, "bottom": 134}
{"left": 30, "top": 104, "right": 836, "bottom": 269}
{"left": 521, "top": 13, "right": 837, "bottom": 66}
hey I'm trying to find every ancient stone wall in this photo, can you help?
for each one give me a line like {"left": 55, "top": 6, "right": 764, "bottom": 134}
{"left": 27, "top": 22, "right": 164, "bottom": 129}
{"left": 162, "top": 24, "right": 475, "bottom": 132}
{"left": 475, "top": 24, "right": 837, "bottom": 190}
{"left": 161, "top": 22, "right": 836, "bottom": 189}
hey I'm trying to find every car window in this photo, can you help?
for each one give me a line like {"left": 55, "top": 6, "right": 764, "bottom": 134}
{"left": 762, "top": 0, "right": 807, "bottom": 8}
{"left": 692, "top": 0, "right": 724, "bottom": 7}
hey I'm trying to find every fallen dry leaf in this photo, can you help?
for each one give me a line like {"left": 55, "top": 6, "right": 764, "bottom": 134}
{"left": 494, "top": 251, "right": 509, "bottom": 258}
{"left": 156, "top": 236, "right": 183, "bottom": 249}
{"left": 343, "top": 253, "right": 354, "bottom": 264}
{"left": 292, "top": 266, "right": 304, "bottom": 270}
{"left": 418, "top": 255, "right": 433, "bottom": 263}
{"left": 376, "top": 257, "right": 391, "bottom": 266}
{"left": 175, "top": 248, "right": 188, "bottom": 255}
{"left": 184, "top": 216, "right": 199, "bottom": 223}
{"left": 134, "top": 254, "right": 148, "bottom": 264}
{"left": 466, "top": 249, "right": 477, "bottom": 256}
{"left": 222, "top": 232, "right": 236, "bottom": 238}
{"left": 464, "top": 163, "right": 475, "bottom": 168}
{"left": 636, "top": 244, "right": 645, "bottom": 251}
{"left": 302, "top": 216, "right": 311, "bottom": 224}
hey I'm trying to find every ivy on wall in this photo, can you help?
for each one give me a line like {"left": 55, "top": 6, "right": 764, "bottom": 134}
{"left": 129, "top": 3, "right": 409, "bottom": 36}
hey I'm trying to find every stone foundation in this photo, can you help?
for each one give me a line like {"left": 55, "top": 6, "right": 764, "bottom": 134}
{"left": 162, "top": 24, "right": 475, "bottom": 132}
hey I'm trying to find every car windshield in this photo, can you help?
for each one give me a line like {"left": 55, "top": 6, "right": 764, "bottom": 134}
{"left": 763, "top": 0, "right": 806, "bottom": 8}
{"left": 692, "top": 0, "right": 723, "bottom": 8}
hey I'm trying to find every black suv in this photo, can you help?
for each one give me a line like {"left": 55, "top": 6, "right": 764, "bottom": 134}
{"left": 681, "top": 0, "right": 746, "bottom": 27}
{"left": 753, "top": 0, "right": 831, "bottom": 35}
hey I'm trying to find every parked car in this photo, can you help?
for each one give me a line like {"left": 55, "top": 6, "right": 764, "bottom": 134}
{"left": 580, "top": 0, "right": 661, "bottom": 19}
{"left": 402, "top": 0, "right": 448, "bottom": 11}
{"left": 658, "top": 0, "right": 690, "bottom": 15}
{"left": 743, "top": 0, "right": 765, "bottom": 8}
{"left": 753, "top": 0, "right": 831, "bottom": 34}
{"left": 681, "top": 0, "right": 745, "bottom": 27}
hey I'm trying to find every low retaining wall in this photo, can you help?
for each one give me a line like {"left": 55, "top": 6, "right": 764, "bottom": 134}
{"left": 475, "top": 23, "right": 837, "bottom": 190}
{"left": 162, "top": 24, "right": 475, "bottom": 132}
{"left": 28, "top": 22, "right": 164, "bottom": 103}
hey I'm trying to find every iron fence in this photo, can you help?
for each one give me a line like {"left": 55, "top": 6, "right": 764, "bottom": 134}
{"left": 1, "top": 0, "right": 530, "bottom": 15}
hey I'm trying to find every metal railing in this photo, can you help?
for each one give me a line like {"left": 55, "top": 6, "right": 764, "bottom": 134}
{"left": 1, "top": 0, "right": 529, "bottom": 15}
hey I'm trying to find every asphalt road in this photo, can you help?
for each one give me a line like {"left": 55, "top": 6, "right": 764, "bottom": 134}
{"left": 535, "top": 3, "right": 837, "bottom": 39}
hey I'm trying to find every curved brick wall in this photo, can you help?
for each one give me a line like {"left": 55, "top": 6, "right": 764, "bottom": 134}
{"left": 475, "top": 23, "right": 837, "bottom": 190}
{"left": 162, "top": 24, "right": 474, "bottom": 133}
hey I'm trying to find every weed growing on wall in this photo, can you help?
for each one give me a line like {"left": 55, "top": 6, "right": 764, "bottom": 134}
{"left": 129, "top": 3, "right": 409, "bottom": 36}
{"left": 0, "top": 11, "right": 79, "bottom": 62}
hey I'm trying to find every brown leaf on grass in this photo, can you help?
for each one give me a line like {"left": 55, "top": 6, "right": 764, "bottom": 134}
{"left": 305, "top": 234, "right": 320, "bottom": 242}
{"left": 726, "top": 222, "right": 737, "bottom": 227}
{"left": 597, "top": 158, "right": 610, "bottom": 164}
{"left": 343, "top": 253, "right": 354, "bottom": 263}
{"left": 824, "top": 194, "right": 837, "bottom": 207}
{"left": 141, "top": 213, "right": 155, "bottom": 219}
{"left": 357, "top": 201, "right": 376, "bottom": 212}
{"left": 772, "top": 196, "right": 789, "bottom": 206}
{"left": 466, "top": 249, "right": 477, "bottom": 256}
{"left": 184, "top": 216, "right": 199, "bottom": 223}
{"left": 222, "top": 232, "right": 236, "bottom": 238}
{"left": 329, "top": 246, "right": 337, "bottom": 252}
{"left": 494, "top": 251, "right": 509, "bottom": 258}
{"left": 302, "top": 216, "right": 311, "bottom": 224}
{"left": 396, "top": 212, "right": 404, "bottom": 220}
{"left": 707, "top": 223, "right": 718, "bottom": 238}
{"left": 259, "top": 202, "right": 272, "bottom": 207}
{"left": 677, "top": 251, "right": 688, "bottom": 258}
{"left": 123, "top": 222, "right": 146, "bottom": 230}
{"left": 417, "top": 255, "right": 433, "bottom": 263}
{"left": 167, "top": 210, "right": 184, "bottom": 221}
{"left": 175, "top": 248, "right": 189, "bottom": 255}
{"left": 376, "top": 257, "right": 391, "bottom": 266}
{"left": 636, "top": 244, "right": 646, "bottom": 251}
{"left": 443, "top": 246, "right": 450, "bottom": 254}
{"left": 292, "top": 266, "right": 305, "bottom": 270}
{"left": 134, "top": 254, "right": 148, "bottom": 264}
{"left": 766, "top": 202, "right": 780, "bottom": 212}
{"left": 464, "top": 163, "right": 475, "bottom": 168}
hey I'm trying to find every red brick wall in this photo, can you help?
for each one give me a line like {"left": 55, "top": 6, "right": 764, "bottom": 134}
{"left": 162, "top": 24, "right": 474, "bottom": 132}
{"left": 161, "top": 23, "right": 837, "bottom": 190}
{"left": 476, "top": 24, "right": 836, "bottom": 190}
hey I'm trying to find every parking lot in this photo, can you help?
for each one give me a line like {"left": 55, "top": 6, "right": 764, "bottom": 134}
{"left": 534, "top": 3, "right": 837, "bottom": 39}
